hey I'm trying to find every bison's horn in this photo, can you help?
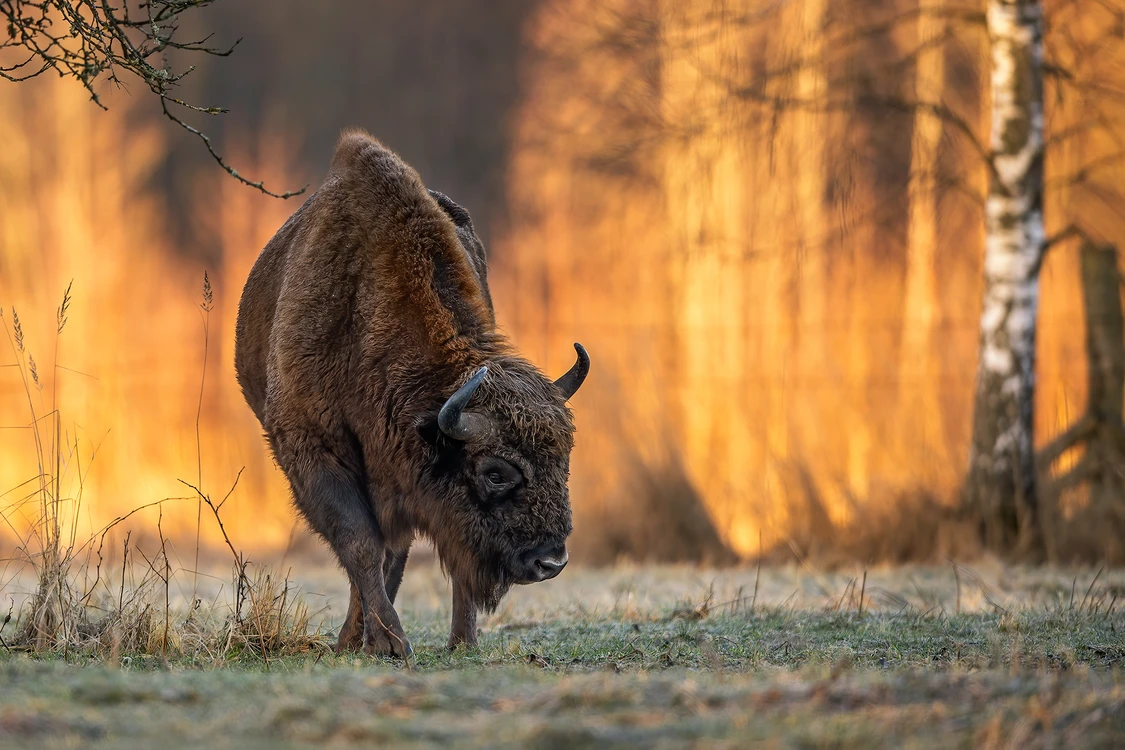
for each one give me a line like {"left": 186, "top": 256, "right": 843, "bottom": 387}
{"left": 554, "top": 343, "right": 590, "bottom": 400}
{"left": 439, "top": 366, "right": 488, "bottom": 441}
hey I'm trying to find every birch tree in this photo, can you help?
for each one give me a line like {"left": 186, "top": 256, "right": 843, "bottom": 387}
{"left": 965, "top": 0, "right": 1044, "bottom": 550}
{"left": 504, "top": 0, "right": 1122, "bottom": 559}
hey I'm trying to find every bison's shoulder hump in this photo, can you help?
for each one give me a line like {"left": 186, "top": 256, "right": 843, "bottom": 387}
{"left": 330, "top": 128, "right": 390, "bottom": 173}
{"left": 317, "top": 129, "right": 494, "bottom": 338}
{"left": 325, "top": 130, "right": 456, "bottom": 249}
{"left": 329, "top": 129, "right": 425, "bottom": 203}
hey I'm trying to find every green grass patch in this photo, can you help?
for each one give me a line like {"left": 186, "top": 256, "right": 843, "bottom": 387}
{"left": 1, "top": 606, "right": 1123, "bottom": 748}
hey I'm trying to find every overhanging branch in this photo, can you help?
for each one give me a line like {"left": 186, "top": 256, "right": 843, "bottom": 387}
{"left": 0, "top": 0, "right": 305, "bottom": 198}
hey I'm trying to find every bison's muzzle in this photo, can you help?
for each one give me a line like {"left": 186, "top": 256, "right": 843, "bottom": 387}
{"left": 516, "top": 543, "right": 569, "bottom": 583}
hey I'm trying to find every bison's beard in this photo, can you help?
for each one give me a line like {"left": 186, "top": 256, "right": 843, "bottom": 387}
{"left": 466, "top": 567, "right": 512, "bottom": 614}
{"left": 435, "top": 541, "right": 513, "bottom": 614}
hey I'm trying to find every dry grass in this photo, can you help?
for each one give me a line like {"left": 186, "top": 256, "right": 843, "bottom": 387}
{"left": 0, "top": 282, "right": 328, "bottom": 664}
{"left": 1, "top": 656, "right": 1122, "bottom": 749}
{"left": 2, "top": 562, "right": 1124, "bottom": 748}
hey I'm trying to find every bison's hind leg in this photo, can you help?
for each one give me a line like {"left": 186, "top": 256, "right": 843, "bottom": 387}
{"left": 383, "top": 547, "right": 410, "bottom": 604}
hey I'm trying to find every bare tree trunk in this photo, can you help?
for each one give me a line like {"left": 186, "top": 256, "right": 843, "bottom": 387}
{"left": 1079, "top": 244, "right": 1125, "bottom": 424}
{"left": 661, "top": 0, "right": 749, "bottom": 548}
{"left": 965, "top": 0, "right": 1044, "bottom": 552}
{"left": 1037, "top": 243, "right": 1125, "bottom": 559}
{"left": 792, "top": 0, "right": 830, "bottom": 506}
{"left": 1074, "top": 244, "right": 1125, "bottom": 546}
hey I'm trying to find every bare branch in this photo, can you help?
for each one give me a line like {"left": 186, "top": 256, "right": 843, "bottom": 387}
{"left": 1041, "top": 455, "right": 1098, "bottom": 497}
{"left": 0, "top": 0, "right": 305, "bottom": 198}
{"left": 1039, "top": 411, "right": 1097, "bottom": 470}
{"left": 160, "top": 98, "right": 308, "bottom": 199}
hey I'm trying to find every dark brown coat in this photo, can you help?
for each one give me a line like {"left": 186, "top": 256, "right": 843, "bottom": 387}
{"left": 234, "top": 130, "right": 588, "bottom": 655}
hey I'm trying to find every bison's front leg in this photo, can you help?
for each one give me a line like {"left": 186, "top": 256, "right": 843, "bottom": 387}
{"left": 288, "top": 459, "right": 411, "bottom": 659}
{"left": 339, "top": 546, "right": 416, "bottom": 652}
{"left": 361, "top": 546, "right": 414, "bottom": 658}
{"left": 448, "top": 579, "right": 477, "bottom": 650}
{"left": 337, "top": 547, "right": 411, "bottom": 652}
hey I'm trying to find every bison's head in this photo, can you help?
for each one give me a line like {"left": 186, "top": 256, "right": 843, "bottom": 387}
{"left": 416, "top": 344, "right": 589, "bottom": 611}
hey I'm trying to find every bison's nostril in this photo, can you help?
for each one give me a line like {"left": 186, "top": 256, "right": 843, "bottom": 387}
{"left": 518, "top": 546, "right": 568, "bottom": 583}
{"left": 533, "top": 552, "right": 568, "bottom": 580}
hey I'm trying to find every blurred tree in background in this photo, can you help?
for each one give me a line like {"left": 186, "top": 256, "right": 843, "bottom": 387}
{"left": 2, "top": 0, "right": 1124, "bottom": 565}
{"left": 498, "top": 0, "right": 1125, "bottom": 563}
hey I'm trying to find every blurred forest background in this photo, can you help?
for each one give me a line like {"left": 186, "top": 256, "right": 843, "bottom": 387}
{"left": 2, "top": 0, "right": 1124, "bottom": 567}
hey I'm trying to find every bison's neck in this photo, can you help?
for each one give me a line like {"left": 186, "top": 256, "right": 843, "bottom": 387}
{"left": 355, "top": 328, "right": 514, "bottom": 452}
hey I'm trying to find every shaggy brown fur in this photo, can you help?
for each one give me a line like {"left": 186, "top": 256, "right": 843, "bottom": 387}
{"left": 234, "top": 130, "right": 588, "bottom": 656}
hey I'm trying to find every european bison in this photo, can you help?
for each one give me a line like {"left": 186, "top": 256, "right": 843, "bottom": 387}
{"left": 234, "top": 130, "right": 589, "bottom": 656}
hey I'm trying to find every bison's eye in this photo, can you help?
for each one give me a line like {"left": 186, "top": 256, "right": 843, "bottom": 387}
{"left": 476, "top": 457, "right": 523, "bottom": 501}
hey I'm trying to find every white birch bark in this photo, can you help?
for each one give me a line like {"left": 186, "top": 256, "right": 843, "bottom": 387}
{"left": 967, "top": 0, "right": 1044, "bottom": 548}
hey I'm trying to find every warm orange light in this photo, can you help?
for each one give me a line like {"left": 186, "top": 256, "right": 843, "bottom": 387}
{"left": 1, "top": 1, "right": 1116, "bottom": 562}
{"left": 0, "top": 80, "right": 302, "bottom": 557}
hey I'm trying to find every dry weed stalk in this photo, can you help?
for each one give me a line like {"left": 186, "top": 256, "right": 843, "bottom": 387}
{"left": 192, "top": 272, "right": 213, "bottom": 607}
{"left": 2, "top": 284, "right": 86, "bottom": 650}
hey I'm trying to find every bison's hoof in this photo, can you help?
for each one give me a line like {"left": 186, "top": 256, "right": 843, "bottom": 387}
{"left": 335, "top": 628, "right": 364, "bottom": 654}
{"left": 363, "top": 628, "right": 412, "bottom": 659}
{"left": 334, "top": 639, "right": 361, "bottom": 655}
{"left": 447, "top": 634, "right": 478, "bottom": 652}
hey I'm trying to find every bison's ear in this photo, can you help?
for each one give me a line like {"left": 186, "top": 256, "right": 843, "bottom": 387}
{"left": 416, "top": 413, "right": 465, "bottom": 476}
{"left": 415, "top": 413, "right": 444, "bottom": 448}
{"left": 428, "top": 189, "right": 474, "bottom": 230}
{"left": 416, "top": 412, "right": 463, "bottom": 451}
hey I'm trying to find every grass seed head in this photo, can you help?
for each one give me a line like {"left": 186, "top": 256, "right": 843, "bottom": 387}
{"left": 57, "top": 281, "right": 73, "bottom": 334}
{"left": 12, "top": 307, "right": 24, "bottom": 352}
{"left": 201, "top": 272, "right": 214, "bottom": 312}
{"left": 28, "top": 353, "right": 40, "bottom": 389}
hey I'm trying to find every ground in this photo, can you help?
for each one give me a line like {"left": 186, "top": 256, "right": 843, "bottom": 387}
{"left": 1, "top": 559, "right": 1123, "bottom": 748}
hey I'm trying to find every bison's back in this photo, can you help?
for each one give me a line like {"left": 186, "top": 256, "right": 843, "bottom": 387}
{"left": 234, "top": 131, "right": 494, "bottom": 435}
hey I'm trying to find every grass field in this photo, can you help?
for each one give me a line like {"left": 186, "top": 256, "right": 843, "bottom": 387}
{"left": 1, "top": 560, "right": 1123, "bottom": 748}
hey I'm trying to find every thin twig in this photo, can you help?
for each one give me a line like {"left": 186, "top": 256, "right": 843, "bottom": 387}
{"left": 158, "top": 508, "right": 170, "bottom": 657}
{"left": 752, "top": 529, "right": 762, "bottom": 615}
{"left": 858, "top": 569, "right": 867, "bottom": 618}
{"left": 951, "top": 559, "right": 961, "bottom": 616}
